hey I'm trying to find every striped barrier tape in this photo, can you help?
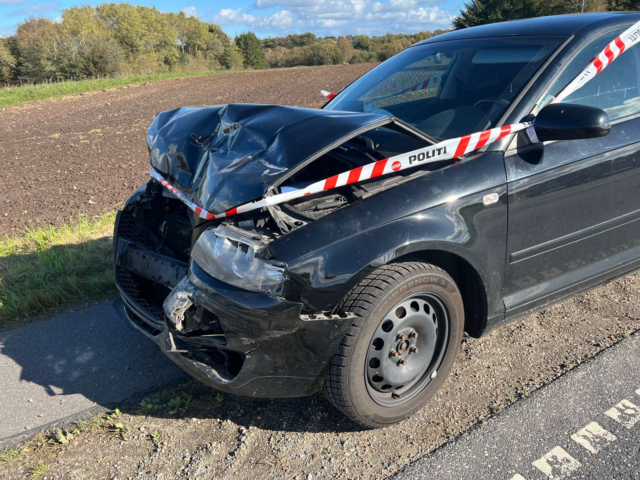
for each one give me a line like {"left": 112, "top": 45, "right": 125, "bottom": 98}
{"left": 321, "top": 90, "right": 337, "bottom": 100}
{"left": 150, "top": 122, "right": 524, "bottom": 221}
{"left": 552, "top": 20, "right": 640, "bottom": 104}
{"left": 396, "top": 72, "right": 444, "bottom": 95}
{"left": 149, "top": 168, "right": 217, "bottom": 220}
{"left": 151, "top": 19, "right": 640, "bottom": 222}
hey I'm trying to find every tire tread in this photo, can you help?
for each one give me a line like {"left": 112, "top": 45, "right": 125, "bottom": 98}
{"left": 323, "top": 262, "right": 453, "bottom": 427}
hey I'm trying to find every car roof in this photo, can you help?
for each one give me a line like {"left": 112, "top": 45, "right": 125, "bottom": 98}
{"left": 416, "top": 13, "right": 640, "bottom": 45}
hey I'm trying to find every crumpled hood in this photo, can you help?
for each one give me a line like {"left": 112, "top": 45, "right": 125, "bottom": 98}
{"left": 147, "top": 104, "right": 389, "bottom": 215}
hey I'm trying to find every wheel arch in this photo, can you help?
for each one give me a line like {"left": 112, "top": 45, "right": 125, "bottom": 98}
{"left": 391, "top": 249, "right": 488, "bottom": 338}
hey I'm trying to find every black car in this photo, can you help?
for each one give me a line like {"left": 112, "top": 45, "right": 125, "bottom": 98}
{"left": 114, "top": 12, "right": 640, "bottom": 428}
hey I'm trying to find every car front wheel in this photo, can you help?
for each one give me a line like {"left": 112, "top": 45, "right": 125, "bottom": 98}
{"left": 324, "top": 261, "right": 464, "bottom": 428}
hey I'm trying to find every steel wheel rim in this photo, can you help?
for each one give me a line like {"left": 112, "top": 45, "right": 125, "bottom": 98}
{"left": 365, "top": 292, "right": 450, "bottom": 407}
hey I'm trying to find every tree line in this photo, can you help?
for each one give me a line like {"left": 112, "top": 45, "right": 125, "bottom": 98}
{"left": 0, "top": 2, "right": 449, "bottom": 87}
{"left": 0, "top": 4, "right": 241, "bottom": 85}
{"left": 260, "top": 31, "right": 449, "bottom": 68}
{"left": 453, "top": 0, "right": 640, "bottom": 29}
{"left": 5, "top": 0, "right": 632, "bottom": 87}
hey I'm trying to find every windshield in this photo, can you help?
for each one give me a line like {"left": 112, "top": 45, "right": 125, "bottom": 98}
{"left": 325, "top": 36, "right": 565, "bottom": 141}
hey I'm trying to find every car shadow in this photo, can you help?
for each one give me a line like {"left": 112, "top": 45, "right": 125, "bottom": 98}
{"left": 0, "top": 288, "right": 359, "bottom": 441}
{"left": 127, "top": 378, "right": 363, "bottom": 434}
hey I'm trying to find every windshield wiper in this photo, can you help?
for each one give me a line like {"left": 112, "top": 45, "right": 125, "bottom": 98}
{"left": 391, "top": 118, "right": 439, "bottom": 146}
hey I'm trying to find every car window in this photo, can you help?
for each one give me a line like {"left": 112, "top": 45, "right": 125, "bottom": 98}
{"left": 325, "top": 36, "right": 565, "bottom": 142}
{"left": 359, "top": 54, "right": 451, "bottom": 110}
{"left": 540, "top": 27, "right": 640, "bottom": 121}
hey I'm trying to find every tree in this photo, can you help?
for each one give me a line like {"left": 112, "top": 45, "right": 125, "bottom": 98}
{"left": 13, "top": 18, "right": 69, "bottom": 82}
{"left": 77, "top": 36, "right": 123, "bottom": 77}
{"left": 336, "top": 36, "right": 354, "bottom": 62}
{"left": 607, "top": 0, "right": 640, "bottom": 9}
{"left": 0, "top": 39, "right": 16, "bottom": 84}
{"left": 95, "top": 4, "right": 179, "bottom": 70}
{"left": 235, "top": 32, "right": 266, "bottom": 70}
{"left": 169, "top": 12, "right": 209, "bottom": 55}
{"left": 304, "top": 39, "right": 344, "bottom": 66}
{"left": 353, "top": 35, "right": 370, "bottom": 51}
{"left": 62, "top": 6, "right": 107, "bottom": 39}
{"left": 453, "top": 0, "right": 547, "bottom": 29}
{"left": 262, "top": 32, "right": 318, "bottom": 49}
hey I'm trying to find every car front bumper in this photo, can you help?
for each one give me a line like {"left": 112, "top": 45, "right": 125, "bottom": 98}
{"left": 114, "top": 208, "right": 350, "bottom": 399}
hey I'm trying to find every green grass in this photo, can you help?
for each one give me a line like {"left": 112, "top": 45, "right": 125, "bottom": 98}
{"left": 0, "top": 212, "right": 117, "bottom": 328}
{"left": 0, "top": 70, "right": 239, "bottom": 109}
{"left": 29, "top": 462, "right": 47, "bottom": 478}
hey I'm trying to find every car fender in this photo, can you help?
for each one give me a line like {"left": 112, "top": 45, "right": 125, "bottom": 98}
{"left": 272, "top": 152, "right": 509, "bottom": 321}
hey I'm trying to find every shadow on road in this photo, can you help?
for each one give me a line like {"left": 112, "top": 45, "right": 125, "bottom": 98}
{"left": 0, "top": 299, "right": 186, "bottom": 444}
{"left": 0, "top": 298, "right": 358, "bottom": 441}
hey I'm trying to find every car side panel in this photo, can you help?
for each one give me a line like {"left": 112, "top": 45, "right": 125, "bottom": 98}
{"left": 270, "top": 152, "right": 508, "bottom": 327}
{"left": 504, "top": 117, "right": 640, "bottom": 317}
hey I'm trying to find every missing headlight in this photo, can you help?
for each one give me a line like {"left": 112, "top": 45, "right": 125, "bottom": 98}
{"left": 191, "top": 224, "right": 287, "bottom": 296}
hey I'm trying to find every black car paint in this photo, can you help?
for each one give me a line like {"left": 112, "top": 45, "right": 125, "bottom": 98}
{"left": 115, "top": 13, "right": 640, "bottom": 398}
{"left": 270, "top": 151, "right": 508, "bottom": 326}
{"left": 532, "top": 103, "right": 611, "bottom": 142}
{"left": 148, "top": 104, "right": 390, "bottom": 215}
{"left": 504, "top": 113, "right": 640, "bottom": 319}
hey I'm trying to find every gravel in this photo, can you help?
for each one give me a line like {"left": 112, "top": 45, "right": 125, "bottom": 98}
{"left": 1, "top": 271, "right": 638, "bottom": 479}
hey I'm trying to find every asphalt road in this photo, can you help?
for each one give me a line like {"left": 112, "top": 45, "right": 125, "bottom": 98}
{"left": 392, "top": 333, "right": 640, "bottom": 480}
{"left": 0, "top": 300, "right": 184, "bottom": 450}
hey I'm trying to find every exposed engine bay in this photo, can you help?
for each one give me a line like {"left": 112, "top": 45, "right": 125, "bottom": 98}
{"left": 146, "top": 103, "right": 455, "bottom": 239}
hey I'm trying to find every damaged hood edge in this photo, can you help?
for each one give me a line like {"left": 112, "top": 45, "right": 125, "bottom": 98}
{"left": 147, "top": 103, "right": 391, "bottom": 215}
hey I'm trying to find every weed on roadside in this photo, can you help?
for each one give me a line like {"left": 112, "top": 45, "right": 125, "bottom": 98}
{"left": 139, "top": 391, "right": 194, "bottom": 416}
{"left": 29, "top": 462, "right": 47, "bottom": 478}
{"left": 0, "top": 445, "right": 23, "bottom": 462}
{"left": 51, "top": 429, "right": 73, "bottom": 445}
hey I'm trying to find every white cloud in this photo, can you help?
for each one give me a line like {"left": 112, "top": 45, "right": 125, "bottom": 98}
{"left": 0, "top": 0, "right": 26, "bottom": 5}
{"left": 254, "top": 0, "right": 327, "bottom": 8}
{"left": 214, "top": 0, "right": 452, "bottom": 36}
{"left": 214, "top": 8, "right": 295, "bottom": 30}
{"left": 9, "top": 3, "right": 60, "bottom": 17}
{"left": 181, "top": 6, "right": 200, "bottom": 18}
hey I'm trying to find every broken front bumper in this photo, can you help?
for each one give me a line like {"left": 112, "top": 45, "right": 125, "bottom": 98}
{"left": 114, "top": 209, "right": 350, "bottom": 398}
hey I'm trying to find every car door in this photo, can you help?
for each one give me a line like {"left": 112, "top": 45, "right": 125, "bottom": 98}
{"left": 503, "top": 25, "right": 640, "bottom": 318}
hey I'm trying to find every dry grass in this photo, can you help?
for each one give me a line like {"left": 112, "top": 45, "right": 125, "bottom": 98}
{"left": 0, "top": 70, "right": 243, "bottom": 109}
{"left": 0, "top": 212, "right": 117, "bottom": 328}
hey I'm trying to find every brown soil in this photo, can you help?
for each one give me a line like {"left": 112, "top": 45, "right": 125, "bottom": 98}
{"left": 0, "top": 64, "right": 373, "bottom": 236}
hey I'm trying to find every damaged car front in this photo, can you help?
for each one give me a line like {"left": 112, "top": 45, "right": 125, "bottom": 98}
{"left": 114, "top": 32, "right": 568, "bottom": 427}
{"left": 114, "top": 103, "right": 437, "bottom": 396}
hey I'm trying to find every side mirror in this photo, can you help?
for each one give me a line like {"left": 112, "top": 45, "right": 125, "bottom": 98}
{"left": 533, "top": 103, "right": 611, "bottom": 143}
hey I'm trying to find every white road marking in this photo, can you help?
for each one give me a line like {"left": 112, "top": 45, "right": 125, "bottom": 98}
{"left": 636, "top": 388, "right": 640, "bottom": 396}
{"left": 510, "top": 475, "right": 527, "bottom": 480}
{"left": 605, "top": 399, "right": 640, "bottom": 429}
{"left": 532, "top": 446, "right": 582, "bottom": 479}
{"left": 570, "top": 422, "right": 617, "bottom": 454}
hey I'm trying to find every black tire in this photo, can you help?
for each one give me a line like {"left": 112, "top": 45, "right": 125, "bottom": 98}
{"left": 324, "top": 262, "right": 464, "bottom": 428}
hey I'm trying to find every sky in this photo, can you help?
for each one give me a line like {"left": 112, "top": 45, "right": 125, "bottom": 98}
{"left": 0, "top": 0, "right": 468, "bottom": 39}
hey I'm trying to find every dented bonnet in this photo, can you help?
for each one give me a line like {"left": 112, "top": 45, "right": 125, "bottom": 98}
{"left": 147, "top": 104, "right": 389, "bottom": 215}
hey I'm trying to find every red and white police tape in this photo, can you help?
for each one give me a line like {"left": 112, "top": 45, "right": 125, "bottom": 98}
{"left": 552, "top": 20, "right": 640, "bottom": 104}
{"left": 151, "top": 19, "right": 640, "bottom": 221}
{"left": 321, "top": 90, "right": 337, "bottom": 100}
